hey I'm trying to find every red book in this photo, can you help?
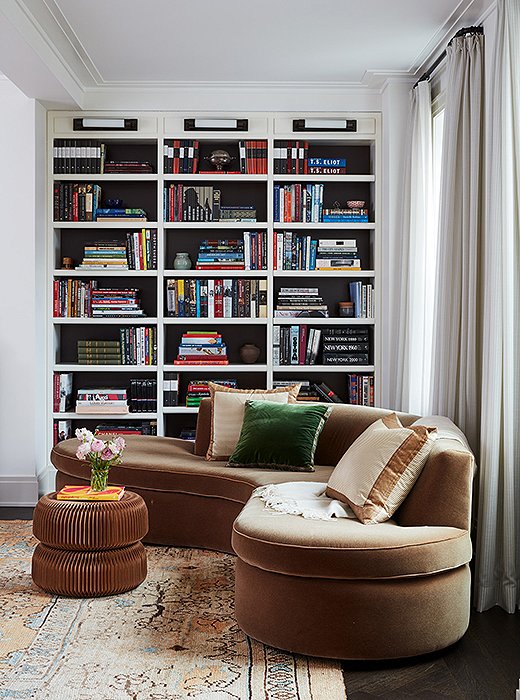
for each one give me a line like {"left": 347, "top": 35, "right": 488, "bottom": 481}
{"left": 174, "top": 359, "right": 229, "bottom": 365}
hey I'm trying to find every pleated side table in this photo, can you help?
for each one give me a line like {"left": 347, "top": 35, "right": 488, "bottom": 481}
{"left": 32, "top": 491, "right": 149, "bottom": 597}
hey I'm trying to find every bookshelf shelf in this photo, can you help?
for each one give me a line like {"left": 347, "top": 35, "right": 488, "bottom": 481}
{"left": 47, "top": 110, "right": 380, "bottom": 448}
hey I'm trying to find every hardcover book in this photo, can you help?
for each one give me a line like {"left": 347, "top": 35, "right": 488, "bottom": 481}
{"left": 56, "top": 485, "right": 125, "bottom": 501}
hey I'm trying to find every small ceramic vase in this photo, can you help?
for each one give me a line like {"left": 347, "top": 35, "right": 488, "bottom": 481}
{"left": 173, "top": 252, "right": 192, "bottom": 270}
{"left": 239, "top": 343, "right": 261, "bottom": 364}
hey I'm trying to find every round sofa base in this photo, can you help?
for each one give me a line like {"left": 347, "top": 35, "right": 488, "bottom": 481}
{"left": 234, "top": 558, "right": 471, "bottom": 660}
{"left": 32, "top": 542, "right": 147, "bottom": 597}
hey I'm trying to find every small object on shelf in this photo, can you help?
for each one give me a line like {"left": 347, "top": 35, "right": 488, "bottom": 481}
{"left": 346, "top": 200, "right": 365, "bottom": 209}
{"left": 206, "top": 149, "right": 233, "bottom": 171}
{"left": 239, "top": 343, "right": 261, "bottom": 364}
{"left": 173, "top": 252, "right": 192, "bottom": 270}
{"left": 338, "top": 301, "right": 354, "bottom": 317}
{"left": 174, "top": 330, "right": 229, "bottom": 365}
{"left": 61, "top": 257, "right": 74, "bottom": 270}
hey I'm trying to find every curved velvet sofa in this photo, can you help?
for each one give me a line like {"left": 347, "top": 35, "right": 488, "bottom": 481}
{"left": 51, "top": 401, "right": 475, "bottom": 660}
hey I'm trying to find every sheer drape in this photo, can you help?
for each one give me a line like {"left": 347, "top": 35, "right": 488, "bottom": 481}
{"left": 476, "top": 0, "right": 520, "bottom": 613}
{"left": 391, "top": 81, "right": 435, "bottom": 414}
{"left": 429, "top": 33, "right": 484, "bottom": 454}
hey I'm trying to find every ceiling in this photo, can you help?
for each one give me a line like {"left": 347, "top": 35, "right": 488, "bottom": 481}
{"left": 0, "top": 0, "right": 494, "bottom": 108}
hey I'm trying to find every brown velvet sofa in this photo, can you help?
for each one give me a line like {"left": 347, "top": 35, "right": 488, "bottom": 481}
{"left": 51, "top": 401, "right": 475, "bottom": 660}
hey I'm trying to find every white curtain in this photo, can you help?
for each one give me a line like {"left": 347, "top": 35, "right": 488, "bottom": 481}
{"left": 391, "top": 81, "right": 435, "bottom": 415}
{"left": 429, "top": 32, "right": 484, "bottom": 454}
{"left": 476, "top": 0, "right": 520, "bottom": 613}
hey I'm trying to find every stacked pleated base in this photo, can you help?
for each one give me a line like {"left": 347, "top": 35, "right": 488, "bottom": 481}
{"left": 32, "top": 491, "right": 149, "bottom": 597}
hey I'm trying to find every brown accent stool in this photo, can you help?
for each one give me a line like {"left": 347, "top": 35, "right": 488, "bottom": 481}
{"left": 32, "top": 491, "right": 149, "bottom": 597}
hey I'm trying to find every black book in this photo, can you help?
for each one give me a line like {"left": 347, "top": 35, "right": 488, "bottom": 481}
{"left": 312, "top": 382, "right": 343, "bottom": 403}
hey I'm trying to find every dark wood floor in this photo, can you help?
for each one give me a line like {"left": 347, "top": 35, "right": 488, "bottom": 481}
{"left": 342, "top": 607, "right": 520, "bottom": 699}
{"left": 2, "top": 508, "right": 518, "bottom": 699}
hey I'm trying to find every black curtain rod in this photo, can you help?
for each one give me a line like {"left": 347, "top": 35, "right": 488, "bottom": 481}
{"left": 413, "top": 25, "right": 484, "bottom": 89}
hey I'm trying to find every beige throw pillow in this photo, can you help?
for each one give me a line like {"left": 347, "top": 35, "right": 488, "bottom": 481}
{"left": 326, "top": 413, "right": 437, "bottom": 524}
{"left": 206, "top": 382, "right": 301, "bottom": 461}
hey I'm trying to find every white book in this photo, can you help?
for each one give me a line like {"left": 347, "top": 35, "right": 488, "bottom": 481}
{"left": 208, "top": 279, "right": 215, "bottom": 318}
{"left": 223, "top": 279, "right": 233, "bottom": 318}
{"left": 243, "top": 231, "right": 251, "bottom": 270}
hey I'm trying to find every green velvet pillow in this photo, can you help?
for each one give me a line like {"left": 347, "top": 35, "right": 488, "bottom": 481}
{"left": 227, "top": 399, "right": 333, "bottom": 472}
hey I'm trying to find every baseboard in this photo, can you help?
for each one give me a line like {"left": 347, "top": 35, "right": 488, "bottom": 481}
{"left": 0, "top": 476, "right": 39, "bottom": 506}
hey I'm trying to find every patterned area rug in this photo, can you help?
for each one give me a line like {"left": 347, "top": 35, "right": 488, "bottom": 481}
{"left": 0, "top": 521, "right": 347, "bottom": 699}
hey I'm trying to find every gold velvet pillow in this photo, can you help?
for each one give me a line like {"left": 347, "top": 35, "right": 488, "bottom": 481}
{"left": 205, "top": 382, "right": 301, "bottom": 461}
{"left": 326, "top": 413, "right": 437, "bottom": 524}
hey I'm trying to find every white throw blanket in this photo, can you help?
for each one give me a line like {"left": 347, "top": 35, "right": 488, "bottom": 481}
{"left": 253, "top": 482, "right": 356, "bottom": 520}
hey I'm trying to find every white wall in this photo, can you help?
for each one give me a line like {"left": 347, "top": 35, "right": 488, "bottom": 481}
{"left": 0, "top": 77, "right": 40, "bottom": 505}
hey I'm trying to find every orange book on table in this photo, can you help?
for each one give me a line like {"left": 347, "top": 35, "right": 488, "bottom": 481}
{"left": 56, "top": 485, "right": 125, "bottom": 501}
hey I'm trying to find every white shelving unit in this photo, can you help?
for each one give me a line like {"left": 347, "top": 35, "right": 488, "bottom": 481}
{"left": 47, "top": 111, "right": 381, "bottom": 454}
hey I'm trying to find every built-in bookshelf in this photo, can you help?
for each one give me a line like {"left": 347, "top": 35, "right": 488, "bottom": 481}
{"left": 47, "top": 112, "right": 380, "bottom": 451}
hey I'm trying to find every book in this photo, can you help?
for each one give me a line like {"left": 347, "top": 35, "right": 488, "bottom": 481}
{"left": 57, "top": 485, "right": 126, "bottom": 501}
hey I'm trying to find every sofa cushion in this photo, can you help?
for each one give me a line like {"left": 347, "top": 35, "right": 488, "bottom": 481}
{"left": 51, "top": 435, "right": 334, "bottom": 505}
{"left": 206, "top": 382, "right": 301, "bottom": 461}
{"left": 232, "top": 496, "right": 471, "bottom": 580}
{"left": 228, "top": 400, "right": 332, "bottom": 472}
{"left": 326, "top": 413, "right": 437, "bottom": 524}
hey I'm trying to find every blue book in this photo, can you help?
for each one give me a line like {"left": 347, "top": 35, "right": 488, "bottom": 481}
{"left": 273, "top": 185, "right": 280, "bottom": 222}
{"left": 308, "top": 157, "right": 346, "bottom": 167}
{"left": 309, "top": 240, "right": 317, "bottom": 270}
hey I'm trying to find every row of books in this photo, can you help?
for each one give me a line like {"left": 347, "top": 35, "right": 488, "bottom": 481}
{"left": 347, "top": 374, "right": 375, "bottom": 406}
{"left": 163, "top": 372, "right": 179, "bottom": 407}
{"left": 273, "top": 144, "right": 349, "bottom": 176}
{"left": 120, "top": 327, "right": 157, "bottom": 365}
{"left": 273, "top": 183, "right": 323, "bottom": 223}
{"left": 348, "top": 282, "right": 375, "bottom": 319}
{"left": 174, "top": 331, "right": 228, "bottom": 366}
{"left": 163, "top": 185, "right": 256, "bottom": 222}
{"left": 195, "top": 233, "right": 268, "bottom": 271}
{"left": 53, "top": 183, "right": 101, "bottom": 222}
{"left": 53, "top": 281, "right": 145, "bottom": 318}
{"left": 53, "top": 419, "right": 157, "bottom": 445}
{"left": 53, "top": 140, "right": 107, "bottom": 174}
{"left": 273, "top": 379, "right": 344, "bottom": 403}
{"left": 128, "top": 379, "right": 157, "bottom": 413}
{"left": 166, "top": 278, "right": 267, "bottom": 318}
{"left": 273, "top": 326, "right": 322, "bottom": 365}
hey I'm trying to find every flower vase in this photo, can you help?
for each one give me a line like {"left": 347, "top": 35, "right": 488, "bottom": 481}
{"left": 90, "top": 465, "right": 110, "bottom": 492}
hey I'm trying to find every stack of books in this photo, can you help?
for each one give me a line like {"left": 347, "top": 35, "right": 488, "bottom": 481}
{"left": 322, "top": 207, "right": 368, "bottom": 223}
{"left": 57, "top": 485, "right": 125, "bottom": 501}
{"left": 174, "top": 331, "right": 229, "bottom": 366}
{"left": 196, "top": 239, "right": 244, "bottom": 270}
{"left": 102, "top": 161, "right": 153, "bottom": 174}
{"left": 347, "top": 374, "right": 374, "bottom": 407}
{"left": 179, "top": 428, "right": 196, "bottom": 441}
{"left": 126, "top": 230, "right": 158, "bottom": 270}
{"left": 307, "top": 157, "right": 347, "bottom": 175}
{"left": 275, "top": 287, "right": 328, "bottom": 317}
{"left": 273, "top": 325, "right": 322, "bottom": 365}
{"left": 75, "top": 387, "right": 129, "bottom": 414}
{"left": 95, "top": 207, "right": 147, "bottom": 223}
{"left": 77, "top": 339, "right": 121, "bottom": 365}
{"left": 348, "top": 282, "right": 375, "bottom": 318}
{"left": 120, "top": 327, "right": 157, "bottom": 365}
{"left": 76, "top": 241, "right": 129, "bottom": 270}
{"left": 322, "top": 327, "right": 370, "bottom": 366}
{"left": 315, "top": 239, "right": 361, "bottom": 271}
{"left": 129, "top": 379, "right": 157, "bottom": 412}
{"left": 185, "top": 379, "right": 237, "bottom": 407}
{"left": 273, "top": 379, "right": 343, "bottom": 403}
{"left": 219, "top": 206, "right": 256, "bottom": 222}
{"left": 91, "top": 288, "right": 145, "bottom": 318}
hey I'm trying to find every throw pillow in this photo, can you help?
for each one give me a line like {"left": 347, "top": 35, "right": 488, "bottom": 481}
{"left": 206, "top": 382, "right": 301, "bottom": 461}
{"left": 227, "top": 400, "right": 332, "bottom": 471}
{"left": 326, "top": 413, "right": 437, "bottom": 524}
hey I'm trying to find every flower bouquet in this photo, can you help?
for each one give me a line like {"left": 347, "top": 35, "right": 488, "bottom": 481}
{"left": 75, "top": 428, "right": 126, "bottom": 492}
